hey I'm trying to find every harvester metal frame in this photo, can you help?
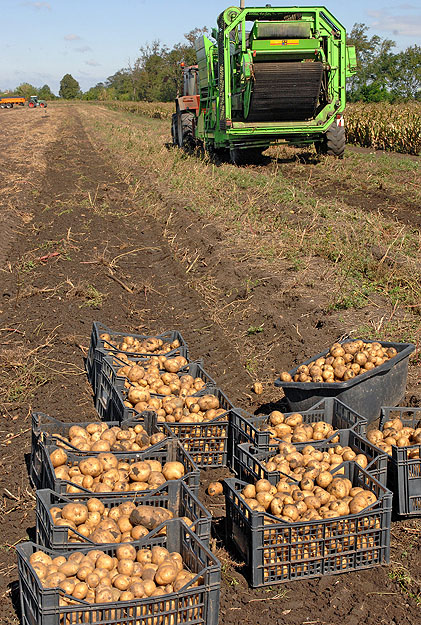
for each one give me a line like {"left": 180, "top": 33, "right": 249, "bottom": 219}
{"left": 173, "top": 5, "right": 356, "bottom": 160}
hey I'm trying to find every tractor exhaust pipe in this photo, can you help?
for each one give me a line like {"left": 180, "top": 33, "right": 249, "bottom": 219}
{"left": 240, "top": 0, "right": 245, "bottom": 8}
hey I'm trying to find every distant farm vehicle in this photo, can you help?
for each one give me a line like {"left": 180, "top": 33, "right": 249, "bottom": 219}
{"left": 0, "top": 97, "right": 26, "bottom": 109}
{"left": 28, "top": 95, "right": 47, "bottom": 108}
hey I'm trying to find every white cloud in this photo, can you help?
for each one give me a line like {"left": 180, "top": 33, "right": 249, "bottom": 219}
{"left": 23, "top": 1, "right": 51, "bottom": 9}
{"left": 75, "top": 46, "right": 92, "bottom": 53}
{"left": 85, "top": 60, "right": 101, "bottom": 67}
{"left": 64, "top": 34, "right": 81, "bottom": 41}
{"left": 368, "top": 10, "right": 421, "bottom": 37}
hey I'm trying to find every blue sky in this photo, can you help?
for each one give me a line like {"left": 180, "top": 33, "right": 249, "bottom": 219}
{"left": 1, "top": 0, "right": 420, "bottom": 94}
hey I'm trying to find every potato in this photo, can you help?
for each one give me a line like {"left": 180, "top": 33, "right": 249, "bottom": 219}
{"left": 30, "top": 551, "right": 53, "bottom": 567}
{"left": 50, "top": 448, "right": 68, "bottom": 468}
{"left": 316, "top": 471, "right": 333, "bottom": 488}
{"left": 129, "top": 505, "right": 172, "bottom": 530}
{"left": 79, "top": 458, "right": 103, "bottom": 477}
{"left": 255, "top": 479, "right": 272, "bottom": 493}
{"left": 128, "top": 461, "right": 151, "bottom": 482}
{"left": 155, "top": 563, "right": 177, "bottom": 586}
{"left": 207, "top": 482, "right": 223, "bottom": 496}
{"left": 349, "top": 492, "right": 376, "bottom": 514}
{"left": 61, "top": 503, "right": 89, "bottom": 526}
{"left": 151, "top": 546, "right": 170, "bottom": 566}
{"left": 44, "top": 572, "right": 67, "bottom": 587}
{"left": 162, "top": 461, "right": 184, "bottom": 480}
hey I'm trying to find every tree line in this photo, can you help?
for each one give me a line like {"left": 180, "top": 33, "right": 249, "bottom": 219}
{"left": 1, "top": 25, "right": 419, "bottom": 102}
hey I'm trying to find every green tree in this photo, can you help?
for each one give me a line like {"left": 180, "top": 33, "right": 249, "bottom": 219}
{"left": 127, "top": 28, "right": 209, "bottom": 102}
{"left": 59, "top": 74, "right": 81, "bottom": 99}
{"left": 105, "top": 70, "right": 133, "bottom": 100}
{"left": 388, "top": 45, "right": 421, "bottom": 100}
{"left": 38, "top": 84, "right": 56, "bottom": 100}
{"left": 15, "top": 82, "right": 38, "bottom": 99}
{"left": 346, "top": 23, "right": 395, "bottom": 100}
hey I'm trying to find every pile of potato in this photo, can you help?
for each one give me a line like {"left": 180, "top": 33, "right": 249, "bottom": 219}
{"left": 257, "top": 411, "right": 338, "bottom": 444}
{"left": 279, "top": 340, "right": 398, "bottom": 384}
{"left": 124, "top": 393, "right": 226, "bottom": 424}
{"left": 367, "top": 416, "right": 421, "bottom": 457}
{"left": 29, "top": 543, "right": 199, "bottom": 605}
{"left": 50, "top": 500, "right": 193, "bottom": 544}
{"left": 50, "top": 449, "right": 186, "bottom": 494}
{"left": 120, "top": 366, "right": 206, "bottom": 398}
{"left": 100, "top": 332, "right": 181, "bottom": 355}
{"left": 260, "top": 441, "right": 370, "bottom": 480}
{"left": 114, "top": 353, "right": 189, "bottom": 374}
{"left": 239, "top": 473, "right": 377, "bottom": 522}
{"left": 51, "top": 423, "right": 167, "bottom": 453}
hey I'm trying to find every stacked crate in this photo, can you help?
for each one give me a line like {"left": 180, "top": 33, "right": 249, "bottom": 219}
{"left": 18, "top": 323, "right": 223, "bottom": 625}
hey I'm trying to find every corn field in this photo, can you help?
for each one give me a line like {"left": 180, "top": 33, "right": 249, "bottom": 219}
{"left": 345, "top": 102, "right": 421, "bottom": 156}
{"left": 94, "top": 100, "right": 421, "bottom": 156}
{"left": 96, "top": 100, "right": 173, "bottom": 120}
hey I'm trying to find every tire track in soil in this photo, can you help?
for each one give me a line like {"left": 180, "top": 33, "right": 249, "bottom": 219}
{"left": 0, "top": 107, "right": 419, "bottom": 625}
{"left": 0, "top": 106, "right": 253, "bottom": 624}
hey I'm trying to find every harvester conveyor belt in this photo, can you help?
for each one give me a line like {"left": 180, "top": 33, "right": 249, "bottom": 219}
{"left": 247, "top": 61, "right": 324, "bottom": 122}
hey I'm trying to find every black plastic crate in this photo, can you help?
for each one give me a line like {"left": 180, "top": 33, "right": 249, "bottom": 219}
{"left": 274, "top": 339, "right": 415, "bottom": 422}
{"left": 95, "top": 357, "right": 215, "bottom": 420}
{"left": 97, "top": 355, "right": 215, "bottom": 411}
{"left": 229, "top": 397, "right": 367, "bottom": 466}
{"left": 39, "top": 437, "right": 200, "bottom": 495}
{"left": 36, "top": 479, "right": 211, "bottom": 550}
{"left": 164, "top": 387, "right": 234, "bottom": 468}
{"left": 30, "top": 411, "right": 171, "bottom": 488}
{"left": 86, "top": 321, "right": 189, "bottom": 395}
{"left": 96, "top": 374, "right": 232, "bottom": 429}
{"left": 379, "top": 406, "right": 421, "bottom": 517}
{"left": 17, "top": 519, "right": 220, "bottom": 625}
{"left": 234, "top": 427, "right": 388, "bottom": 486}
{"left": 224, "top": 463, "right": 392, "bottom": 587}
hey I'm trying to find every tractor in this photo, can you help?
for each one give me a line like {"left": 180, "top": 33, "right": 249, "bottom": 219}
{"left": 28, "top": 95, "right": 47, "bottom": 108}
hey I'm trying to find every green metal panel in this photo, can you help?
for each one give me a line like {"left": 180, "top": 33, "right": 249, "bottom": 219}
{"left": 195, "top": 35, "right": 214, "bottom": 92}
{"left": 346, "top": 45, "right": 357, "bottom": 76}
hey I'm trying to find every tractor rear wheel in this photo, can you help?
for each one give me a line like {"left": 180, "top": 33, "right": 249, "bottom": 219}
{"left": 171, "top": 113, "right": 178, "bottom": 146}
{"left": 315, "top": 123, "right": 345, "bottom": 158}
{"left": 177, "top": 111, "right": 195, "bottom": 150}
{"left": 29, "top": 102, "right": 35, "bottom": 108}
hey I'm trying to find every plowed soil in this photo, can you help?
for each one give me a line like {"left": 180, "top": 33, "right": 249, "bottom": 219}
{"left": 0, "top": 104, "right": 419, "bottom": 625}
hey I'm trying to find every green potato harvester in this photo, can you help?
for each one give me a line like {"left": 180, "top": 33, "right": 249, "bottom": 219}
{"left": 172, "top": 4, "right": 356, "bottom": 162}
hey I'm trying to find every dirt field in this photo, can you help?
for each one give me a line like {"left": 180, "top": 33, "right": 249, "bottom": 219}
{"left": 0, "top": 102, "right": 419, "bottom": 625}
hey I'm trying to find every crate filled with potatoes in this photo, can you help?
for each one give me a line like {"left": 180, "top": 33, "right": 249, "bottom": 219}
{"left": 86, "top": 321, "right": 189, "bottom": 396}
{"left": 366, "top": 406, "right": 421, "bottom": 516}
{"left": 224, "top": 462, "right": 392, "bottom": 586}
{"left": 17, "top": 519, "right": 221, "bottom": 625}
{"left": 275, "top": 339, "right": 414, "bottom": 420}
{"left": 30, "top": 411, "right": 172, "bottom": 488}
{"left": 40, "top": 436, "right": 200, "bottom": 496}
{"left": 36, "top": 479, "right": 211, "bottom": 551}
{"left": 229, "top": 397, "right": 367, "bottom": 468}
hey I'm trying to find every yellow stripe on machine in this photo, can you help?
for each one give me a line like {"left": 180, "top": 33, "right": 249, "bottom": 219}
{"left": 270, "top": 39, "right": 300, "bottom": 46}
